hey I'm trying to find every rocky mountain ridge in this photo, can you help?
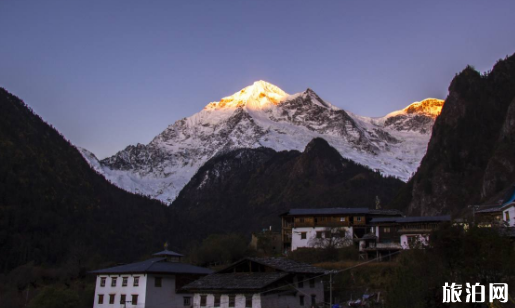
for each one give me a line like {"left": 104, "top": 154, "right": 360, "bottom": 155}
{"left": 80, "top": 81, "right": 443, "bottom": 203}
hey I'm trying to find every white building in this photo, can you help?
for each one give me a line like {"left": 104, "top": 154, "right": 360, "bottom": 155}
{"left": 91, "top": 249, "right": 213, "bottom": 308}
{"left": 182, "top": 257, "right": 326, "bottom": 308}
{"left": 281, "top": 208, "right": 403, "bottom": 252}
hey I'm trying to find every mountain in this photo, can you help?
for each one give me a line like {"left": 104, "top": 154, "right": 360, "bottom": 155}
{"left": 389, "top": 53, "right": 515, "bottom": 216}
{"left": 172, "top": 138, "right": 405, "bottom": 236}
{"left": 0, "top": 87, "right": 172, "bottom": 272}
{"left": 81, "top": 81, "right": 443, "bottom": 203}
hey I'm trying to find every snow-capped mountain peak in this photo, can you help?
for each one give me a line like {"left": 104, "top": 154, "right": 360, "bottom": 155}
{"left": 205, "top": 80, "right": 288, "bottom": 110}
{"left": 80, "top": 83, "right": 444, "bottom": 203}
{"left": 384, "top": 98, "right": 444, "bottom": 118}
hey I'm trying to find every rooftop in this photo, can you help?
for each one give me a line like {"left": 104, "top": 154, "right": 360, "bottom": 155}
{"left": 243, "top": 257, "right": 326, "bottom": 274}
{"left": 282, "top": 208, "right": 403, "bottom": 217}
{"left": 182, "top": 272, "right": 289, "bottom": 291}
{"left": 90, "top": 257, "right": 213, "bottom": 275}
{"left": 370, "top": 215, "right": 451, "bottom": 224}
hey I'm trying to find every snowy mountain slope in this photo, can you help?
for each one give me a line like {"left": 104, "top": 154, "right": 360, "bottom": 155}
{"left": 80, "top": 81, "right": 443, "bottom": 203}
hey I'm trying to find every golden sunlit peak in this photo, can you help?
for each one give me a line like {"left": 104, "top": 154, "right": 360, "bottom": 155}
{"left": 205, "top": 80, "right": 289, "bottom": 110}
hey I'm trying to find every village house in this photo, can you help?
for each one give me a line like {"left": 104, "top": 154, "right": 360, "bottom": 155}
{"left": 359, "top": 216, "right": 451, "bottom": 260}
{"left": 280, "top": 208, "right": 403, "bottom": 252}
{"left": 181, "top": 257, "right": 326, "bottom": 308}
{"left": 91, "top": 249, "right": 213, "bottom": 308}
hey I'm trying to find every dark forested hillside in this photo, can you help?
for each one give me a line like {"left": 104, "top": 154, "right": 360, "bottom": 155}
{"left": 173, "top": 138, "right": 405, "bottom": 237}
{"left": 0, "top": 88, "right": 172, "bottom": 273}
{"left": 389, "top": 53, "right": 515, "bottom": 216}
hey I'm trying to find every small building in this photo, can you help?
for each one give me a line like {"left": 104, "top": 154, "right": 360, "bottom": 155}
{"left": 91, "top": 249, "right": 213, "bottom": 308}
{"left": 182, "top": 257, "right": 326, "bottom": 308}
{"left": 280, "top": 208, "right": 403, "bottom": 252}
{"left": 358, "top": 215, "right": 451, "bottom": 260}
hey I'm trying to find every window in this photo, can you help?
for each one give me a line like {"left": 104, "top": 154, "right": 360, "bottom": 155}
{"left": 245, "top": 294, "right": 252, "bottom": 308}
{"left": 214, "top": 295, "right": 220, "bottom": 307}
{"left": 122, "top": 277, "right": 128, "bottom": 287}
{"left": 299, "top": 217, "right": 305, "bottom": 223}
{"left": 309, "top": 278, "right": 315, "bottom": 288}
{"left": 155, "top": 276, "right": 162, "bottom": 287}
{"left": 311, "top": 295, "right": 316, "bottom": 305}
{"left": 131, "top": 294, "right": 138, "bottom": 305}
{"left": 340, "top": 217, "right": 346, "bottom": 222}
{"left": 229, "top": 295, "right": 235, "bottom": 307}
{"left": 298, "top": 276, "right": 304, "bottom": 288}
{"left": 325, "top": 231, "right": 331, "bottom": 238}
{"left": 100, "top": 277, "right": 106, "bottom": 287}
{"left": 506, "top": 211, "right": 510, "bottom": 221}
{"left": 133, "top": 276, "right": 139, "bottom": 287}
{"left": 109, "top": 294, "right": 115, "bottom": 304}
{"left": 316, "top": 231, "right": 323, "bottom": 239}
{"left": 384, "top": 227, "right": 391, "bottom": 233}
{"left": 356, "top": 216, "right": 362, "bottom": 222}
{"left": 301, "top": 232, "right": 307, "bottom": 240}
{"left": 111, "top": 277, "right": 117, "bottom": 287}
{"left": 98, "top": 294, "right": 104, "bottom": 304}
{"left": 120, "top": 294, "right": 126, "bottom": 304}
{"left": 200, "top": 295, "right": 207, "bottom": 306}
{"left": 183, "top": 297, "right": 191, "bottom": 306}
{"left": 299, "top": 295, "right": 305, "bottom": 306}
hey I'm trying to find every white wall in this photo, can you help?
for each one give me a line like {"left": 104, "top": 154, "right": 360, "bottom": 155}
{"left": 503, "top": 206, "right": 515, "bottom": 227}
{"left": 291, "top": 226, "right": 352, "bottom": 251}
{"left": 145, "top": 274, "right": 192, "bottom": 308}
{"left": 192, "top": 293, "right": 261, "bottom": 308}
{"left": 93, "top": 274, "right": 147, "bottom": 308}
{"left": 400, "top": 234, "right": 429, "bottom": 249}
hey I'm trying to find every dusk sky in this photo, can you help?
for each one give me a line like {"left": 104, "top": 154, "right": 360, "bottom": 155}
{"left": 1, "top": 1, "right": 515, "bottom": 158}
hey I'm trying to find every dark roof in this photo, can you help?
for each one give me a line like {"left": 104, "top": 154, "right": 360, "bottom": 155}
{"left": 153, "top": 249, "right": 184, "bottom": 258}
{"left": 370, "top": 215, "right": 451, "bottom": 224}
{"left": 361, "top": 233, "right": 378, "bottom": 240}
{"left": 90, "top": 258, "right": 213, "bottom": 275}
{"left": 182, "top": 272, "right": 289, "bottom": 291}
{"left": 475, "top": 207, "right": 502, "bottom": 214}
{"left": 282, "top": 208, "right": 403, "bottom": 217}
{"left": 244, "top": 257, "right": 325, "bottom": 274}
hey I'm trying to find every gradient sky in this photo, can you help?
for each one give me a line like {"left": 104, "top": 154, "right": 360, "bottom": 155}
{"left": 1, "top": 1, "right": 515, "bottom": 159}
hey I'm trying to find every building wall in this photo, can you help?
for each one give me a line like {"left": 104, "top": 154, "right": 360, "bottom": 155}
{"left": 192, "top": 293, "right": 261, "bottom": 308}
{"left": 93, "top": 274, "right": 147, "bottom": 308}
{"left": 503, "top": 206, "right": 515, "bottom": 227}
{"left": 400, "top": 234, "right": 429, "bottom": 249}
{"left": 291, "top": 226, "right": 352, "bottom": 251}
{"left": 145, "top": 274, "right": 192, "bottom": 308}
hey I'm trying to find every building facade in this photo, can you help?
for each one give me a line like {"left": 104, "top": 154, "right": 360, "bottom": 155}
{"left": 91, "top": 250, "right": 213, "bottom": 308}
{"left": 280, "top": 208, "right": 403, "bottom": 252}
{"left": 182, "top": 257, "right": 326, "bottom": 308}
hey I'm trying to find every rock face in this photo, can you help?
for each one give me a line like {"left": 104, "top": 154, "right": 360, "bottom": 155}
{"left": 81, "top": 81, "right": 443, "bottom": 203}
{"left": 172, "top": 138, "right": 405, "bottom": 236}
{"left": 389, "top": 53, "right": 515, "bottom": 216}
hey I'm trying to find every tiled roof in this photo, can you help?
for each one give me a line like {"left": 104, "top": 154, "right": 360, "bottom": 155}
{"left": 370, "top": 215, "right": 451, "bottom": 224}
{"left": 282, "top": 208, "right": 403, "bottom": 216}
{"left": 182, "top": 272, "right": 289, "bottom": 291}
{"left": 475, "top": 207, "right": 502, "bottom": 214}
{"left": 244, "top": 257, "right": 326, "bottom": 274}
{"left": 90, "top": 258, "right": 213, "bottom": 275}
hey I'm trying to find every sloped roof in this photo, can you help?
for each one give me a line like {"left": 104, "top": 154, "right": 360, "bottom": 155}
{"left": 370, "top": 215, "right": 451, "bottom": 224}
{"left": 182, "top": 272, "right": 289, "bottom": 291}
{"left": 90, "top": 258, "right": 213, "bottom": 275}
{"left": 475, "top": 207, "right": 502, "bottom": 214}
{"left": 282, "top": 208, "right": 403, "bottom": 216}
{"left": 244, "top": 257, "right": 326, "bottom": 274}
{"left": 153, "top": 249, "right": 184, "bottom": 258}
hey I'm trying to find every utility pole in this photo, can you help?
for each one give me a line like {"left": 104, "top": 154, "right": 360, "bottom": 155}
{"left": 329, "top": 270, "right": 334, "bottom": 308}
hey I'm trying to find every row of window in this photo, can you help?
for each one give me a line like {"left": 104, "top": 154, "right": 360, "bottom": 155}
{"left": 100, "top": 276, "right": 164, "bottom": 288}
{"left": 199, "top": 294, "right": 250, "bottom": 307}
{"left": 100, "top": 276, "right": 140, "bottom": 287}
{"left": 98, "top": 294, "right": 138, "bottom": 305}
{"left": 297, "top": 216, "right": 361, "bottom": 223}
{"left": 299, "top": 231, "right": 345, "bottom": 240}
